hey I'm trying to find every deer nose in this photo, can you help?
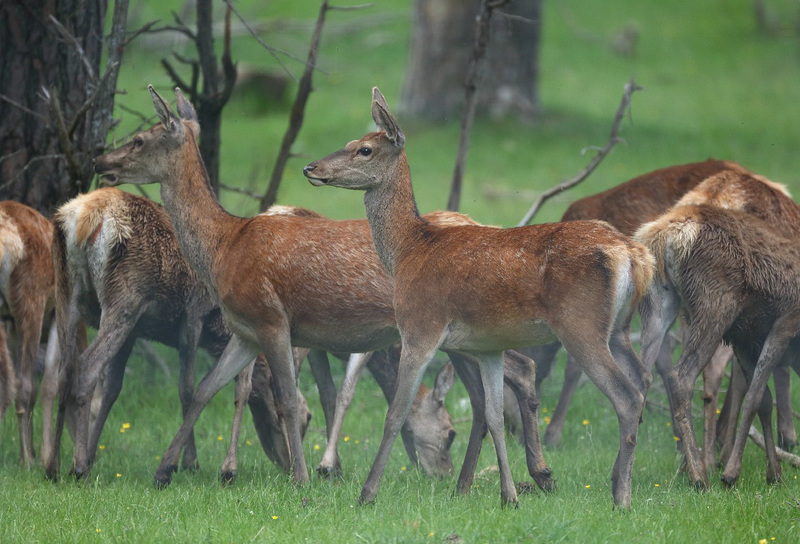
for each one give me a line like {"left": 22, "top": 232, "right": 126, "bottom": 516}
{"left": 303, "top": 164, "right": 316, "bottom": 175}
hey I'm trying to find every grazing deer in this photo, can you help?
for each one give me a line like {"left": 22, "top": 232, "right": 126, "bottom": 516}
{"left": 303, "top": 87, "right": 654, "bottom": 508}
{"left": 528, "top": 159, "right": 777, "bottom": 450}
{"left": 0, "top": 201, "right": 56, "bottom": 466}
{"left": 45, "top": 187, "right": 311, "bottom": 481}
{"left": 635, "top": 170, "right": 800, "bottom": 488}
{"left": 92, "top": 86, "right": 553, "bottom": 496}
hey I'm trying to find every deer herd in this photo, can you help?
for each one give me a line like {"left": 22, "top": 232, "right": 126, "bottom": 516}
{"left": 0, "top": 85, "right": 798, "bottom": 510}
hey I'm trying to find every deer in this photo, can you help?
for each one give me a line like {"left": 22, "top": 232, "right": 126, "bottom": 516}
{"left": 44, "top": 187, "right": 315, "bottom": 482}
{"left": 635, "top": 169, "right": 800, "bottom": 489}
{"left": 92, "top": 86, "right": 555, "bottom": 497}
{"left": 0, "top": 200, "right": 57, "bottom": 467}
{"left": 524, "top": 159, "right": 793, "bottom": 455}
{"left": 303, "top": 87, "right": 655, "bottom": 509}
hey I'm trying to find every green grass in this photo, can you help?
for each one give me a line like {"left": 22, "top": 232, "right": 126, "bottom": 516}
{"left": 4, "top": 0, "right": 800, "bottom": 541}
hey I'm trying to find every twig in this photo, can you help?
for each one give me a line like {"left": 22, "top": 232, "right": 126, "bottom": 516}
{"left": 0, "top": 93, "right": 48, "bottom": 120}
{"left": 259, "top": 0, "right": 340, "bottom": 211}
{"left": 748, "top": 425, "right": 800, "bottom": 468}
{"left": 220, "top": 183, "right": 265, "bottom": 200}
{"left": 48, "top": 15, "right": 96, "bottom": 81}
{"left": 517, "top": 76, "right": 642, "bottom": 226}
{"left": 447, "top": 0, "right": 509, "bottom": 212}
{"left": 124, "top": 20, "right": 161, "bottom": 47}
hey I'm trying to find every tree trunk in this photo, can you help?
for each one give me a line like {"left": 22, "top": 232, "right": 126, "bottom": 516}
{"left": 0, "top": 0, "right": 128, "bottom": 216}
{"left": 401, "top": 0, "right": 542, "bottom": 122}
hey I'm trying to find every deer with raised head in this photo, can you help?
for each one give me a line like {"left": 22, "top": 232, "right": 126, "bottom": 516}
{"left": 92, "top": 86, "right": 554, "bottom": 496}
{"left": 527, "top": 159, "right": 791, "bottom": 455}
{"left": 0, "top": 200, "right": 56, "bottom": 466}
{"left": 303, "top": 87, "right": 654, "bottom": 508}
{"left": 635, "top": 170, "right": 800, "bottom": 489}
{"left": 45, "top": 187, "right": 312, "bottom": 482}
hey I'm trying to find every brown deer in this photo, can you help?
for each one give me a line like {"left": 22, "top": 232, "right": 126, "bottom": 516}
{"left": 526, "top": 160, "right": 792, "bottom": 453}
{"left": 45, "top": 187, "right": 313, "bottom": 481}
{"left": 0, "top": 200, "right": 56, "bottom": 466}
{"left": 635, "top": 170, "right": 800, "bottom": 489}
{"left": 303, "top": 87, "right": 654, "bottom": 508}
{"left": 92, "top": 86, "right": 554, "bottom": 496}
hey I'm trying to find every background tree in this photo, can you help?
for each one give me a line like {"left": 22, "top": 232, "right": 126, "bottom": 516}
{"left": 0, "top": 0, "right": 128, "bottom": 215}
{"left": 400, "top": 0, "right": 542, "bottom": 122}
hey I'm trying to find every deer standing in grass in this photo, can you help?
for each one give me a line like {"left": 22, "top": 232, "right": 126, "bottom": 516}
{"left": 527, "top": 159, "right": 795, "bottom": 455}
{"left": 0, "top": 201, "right": 56, "bottom": 466}
{"left": 636, "top": 170, "right": 800, "bottom": 488}
{"left": 93, "top": 86, "right": 554, "bottom": 495}
{"left": 303, "top": 87, "right": 654, "bottom": 508}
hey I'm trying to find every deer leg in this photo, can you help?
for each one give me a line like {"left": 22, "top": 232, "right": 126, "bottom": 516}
{"left": 39, "top": 320, "right": 59, "bottom": 466}
{"left": 176, "top": 314, "right": 205, "bottom": 473}
{"left": 71, "top": 306, "right": 145, "bottom": 481}
{"left": 446, "top": 352, "right": 487, "bottom": 496}
{"left": 717, "top": 359, "right": 747, "bottom": 467}
{"left": 701, "top": 344, "right": 732, "bottom": 471}
{"left": 318, "top": 351, "right": 372, "bottom": 478}
{"left": 85, "top": 339, "right": 135, "bottom": 467}
{"left": 773, "top": 366, "right": 796, "bottom": 450}
{"left": 0, "top": 325, "right": 12, "bottom": 423}
{"left": 220, "top": 360, "right": 255, "bottom": 485}
{"left": 155, "top": 334, "right": 260, "bottom": 488}
{"left": 360, "top": 330, "right": 444, "bottom": 505}
{"left": 721, "top": 317, "right": 798, "bottom": 486}
{"left": 477, "top": 352, "right": 519, "bottom": 508}
{"left": 305, "top": 349, "right": 336, "bottom": 438}
{"left": 13, "top": 298, "right": 46, "bottom": 467}
{"left": 543, "top": 354, "right": 583, "bottom": 447}
{"left": 503, "top": 349, "right": 554, "bottom": 492}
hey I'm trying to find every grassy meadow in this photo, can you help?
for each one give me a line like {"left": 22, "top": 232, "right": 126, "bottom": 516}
{"left": 2, "top": 0, "right": 800, "bottom": 542}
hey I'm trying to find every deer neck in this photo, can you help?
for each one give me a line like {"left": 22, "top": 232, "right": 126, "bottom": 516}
{"left": 158, "top": 147, "right": 242, "bottom": 291}
{"left": 363, "top": 153, "right": 424, "bottom": 276}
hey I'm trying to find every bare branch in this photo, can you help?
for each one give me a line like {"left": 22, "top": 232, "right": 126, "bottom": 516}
{"left": 0, "top": 154, "right": 63, "bottom": 190}
{"left": 0, "top": 93, "right": 48, "bottom": 121}
{"left": 161, "top": 58, "right": 192, "bottom": 93}
{"left": 220, "top": 183, "right": 265, "bottom": 200}
{"left": 124, "top": 20, "right": 161, "bottom": 47}
{"left": 48, "top": 15, "right": 96, "bottom": 82}
{"left": 517, "top": 76, "right": 642, "bottom": 226}
{"left": 259, "top": 0, "right": 332, "bottom": 211}
{"left": 328, "top": 3, "right": 374, "bottom": 10}
{"left": 447, "top": 0, "right": 509, "bottom": 212}
{"left": 748, "top": 425, "right": 800, "bottom": 468}
{"left": 223, "top": 0, "right": 318, "bottom": 82}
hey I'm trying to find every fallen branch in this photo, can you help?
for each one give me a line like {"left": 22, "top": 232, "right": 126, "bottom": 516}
{"left": 517, "top": 76, "right": 642, "bottom": 226}
{"left": 748, "top": 425, "right": 800, "bottom": 468}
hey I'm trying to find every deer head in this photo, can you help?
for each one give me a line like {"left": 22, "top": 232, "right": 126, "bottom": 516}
{"left": 303, "top": 87, "right": 406, "bottom": 191}
{"left": 93, "top": 86, "right": 201, "bottom": 187}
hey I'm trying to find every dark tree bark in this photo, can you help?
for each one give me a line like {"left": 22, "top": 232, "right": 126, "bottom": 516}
{"left": 401, "top": 0, "right": 542, "bottom": 122}
{"left": 0, "top": 0, "right": 128, "bottom": 216}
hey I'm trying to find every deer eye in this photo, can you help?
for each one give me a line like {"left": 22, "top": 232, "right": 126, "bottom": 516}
{"left": 357, "top": 147, "right": 372, "bottom": 157}
{"left": 132, "top": 136, "right": 144, "bottom": 148}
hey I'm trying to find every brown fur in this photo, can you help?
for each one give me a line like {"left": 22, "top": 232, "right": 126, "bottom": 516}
{"left": 0, "top": 201, "right": 55, "bottom": 466}
{"left": 303, "top": 87, "right": 655, "bottom": 509}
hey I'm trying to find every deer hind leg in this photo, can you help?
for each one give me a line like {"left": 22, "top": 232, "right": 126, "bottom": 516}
{"left": 85, "top": 338, "right": 135, "bottom": 468}
{"left": 39, "top": 320, "right": 59, "bottom": 465}
{"left": 446, "top": 352, "right": 487, "bottom": 496}
{"left": 360, "top": 329, "right": 444, "bottom": 505}
{"left": 773, "top": 366, "right": 796, "bottom": 450}
{"left": 155, "top": 333, "right": 259, "bottom": 488}
{"left": 71, "top": 304, "right": 146, "bottom": 481}
{"left": 317, "top": 351, "right": 372, "bottom": 478}
{"left": 560, "top": 331, "right": 645, "bottom": 510}
{"left": 543, "top": 354, "right": 584, "bottom": 447}
{"left": 220, "top": 359, "right": 255, "bottom": 485}
{"left": 700, "top": 343, "right": 733, "bottom": 471}
{"left": 0, "top": 324, "right": 13, "bottom": 423}
{"left": 13, "top": 298, "right": 46, "bottom": 467}
{"left": 716, "top": 359, "right": 746, "bottom": 467}
{"left": 502, "top": 349, "right": 554, "bottom": 492}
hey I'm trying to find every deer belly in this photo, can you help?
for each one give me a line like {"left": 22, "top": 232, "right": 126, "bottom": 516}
{"left": 442, "top": 319, "right": 557, "bottom": 352}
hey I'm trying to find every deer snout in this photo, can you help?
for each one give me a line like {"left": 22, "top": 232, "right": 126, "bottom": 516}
{"left": 303, "top": 163, "right": 329, "bottom": 186}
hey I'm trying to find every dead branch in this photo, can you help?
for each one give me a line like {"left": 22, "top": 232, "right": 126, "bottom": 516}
{"left": 48, "top": 15, "right": 96, "bottom": 81}
{"left": 259, "top": 0, "right": 342, "bottom": 211}
{"left": 0, "top": 93, "right": 49, "bottom": 121}
{"left": 748, "top": 425, "right": 800, "bottom": 468}
{"left": 517, "top": 76, "right": 642, "bottom": 226}
{"left": 44, "top": 86, "right": 82, "bottom": 188}
{"left": 447, "top": 0, "right": 509, "bottom": 212}
{"left": 220, "top": 183, "right": 265, "bottom": 201}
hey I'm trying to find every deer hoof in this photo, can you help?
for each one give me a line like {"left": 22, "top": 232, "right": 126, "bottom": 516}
{"left": 153, "top": 466, "right": 177, "bottom": 489}
{"left": 533, "top": 469, "right": 557, "bottom": 493}
{"left": 220, "top": 470, "right": 237, "bottom": 486}
{"left": 316, "top": 463, "right": 342, "bottom": 479}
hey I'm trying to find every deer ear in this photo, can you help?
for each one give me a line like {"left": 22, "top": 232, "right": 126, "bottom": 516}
{"left": 149, "top": 85, "right": 182, "bottom": 135}
{"left": 371, "top": 87, "right": 405, "bottom": 148}
{"left": 174, "top": 88, "right": 201, "bottom": 135}
{"left": 432, "top": 361, "right": 455, "bottom": 403}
